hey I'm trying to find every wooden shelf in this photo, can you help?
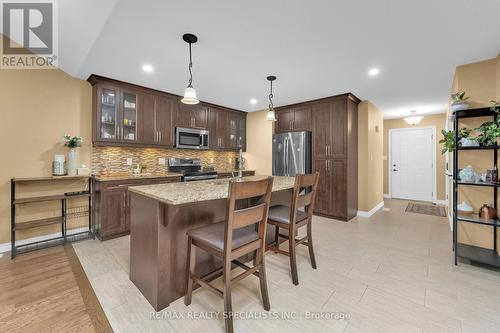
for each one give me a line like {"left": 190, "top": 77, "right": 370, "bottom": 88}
{"left": 456, "top": 180, "right": 500, "bottom": 188}
{"left": 14, "top": 192, "right": 91, "bottom": 204}
{"left": 454, "top": 107, "right": 496, "bottom": 119}
{"left": 15, "top": 217, "right": 63, "bottom": 230}
{"left": 456, "top": 145, "right": 499, "bottom": 150}
{"left": 457, "top": 243, "right": 500, "bottom": 268}
{"left": 12, "top": 175, "right": 90, "bottom": 182}
{"left": 457, "top": 214, "right": 500, "bottom": 227}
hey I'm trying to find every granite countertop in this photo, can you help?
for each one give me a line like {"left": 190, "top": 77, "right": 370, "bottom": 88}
{"left": 128, "top": 175, "right": 294, "bottom": 205}
{"left": 93, "top": 172, "right": 182, "bottom": 182}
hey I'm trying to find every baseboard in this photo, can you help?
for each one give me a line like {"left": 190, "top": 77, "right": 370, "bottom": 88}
{"left": 357, "top": 201, "right": 385, "bottom": 218}
{"left": 383, "top": 194, "right": 391, "bottom": 199}
{"left": 0, "top": 227, "right": 90, "bottom": 254}
{"left": 433, "top": 199, "right": 448, "bottom": 206}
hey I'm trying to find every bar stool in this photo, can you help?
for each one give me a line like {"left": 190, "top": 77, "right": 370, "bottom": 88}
{"left": 184, "top": 177, "right": 274, "bottom": 333}
{"left": 267, "top": 173, "right": 319, "bottom": 285}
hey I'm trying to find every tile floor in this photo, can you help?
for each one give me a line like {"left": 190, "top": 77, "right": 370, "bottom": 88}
{"left": 73, "top": 199, "right": 500, "bottom": 333}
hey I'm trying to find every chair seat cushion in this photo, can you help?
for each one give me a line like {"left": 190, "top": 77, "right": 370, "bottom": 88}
{"left": 268, "top": 205, "right": 308, "bottom": 224}
{"left": 187, "top": 222, "right": 259, "bottom": 252}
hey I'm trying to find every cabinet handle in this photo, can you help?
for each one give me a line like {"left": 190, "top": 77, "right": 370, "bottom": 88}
{"left": 325, "top": 146, "right": 328, "bottom": 156}
{"left": 159, "top": 131, "right": 162, "bottom": 143}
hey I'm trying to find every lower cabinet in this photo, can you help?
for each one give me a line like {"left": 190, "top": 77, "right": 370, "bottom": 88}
{"left": 93, "top": 176, "right": 181, "bottom": 240}
{"left": 313, "top": 159, "right": 353, "bottom": 221}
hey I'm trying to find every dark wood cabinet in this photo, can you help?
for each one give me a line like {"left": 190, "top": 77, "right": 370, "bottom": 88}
{"left": 89, "top": 75, "right": 246, "bottom": 150}
{"left": 229, "top": 112, "right": 246, "bottom": 150}
{"left": 208, "top": 107, "right": 229, "bottom": 149}
{"left": 141, "top": 93, "right": 175, "bottom": 146}
{"left": 176, "top": 103, "right": 208, "bottom": 129}
{"left": 313, "top": 95, "right": 358, "bottom": 220}
{"left": 279, "top": 93, "right": 359, "bottom": 221}
{"left": 275, "top": 106, "right": 311, "bottom": 133}
{"left": 100, "top": 185, "right": 128, "bottom": 238}
{"left": 93, "top": 176, "right": 181, "bottom": 240}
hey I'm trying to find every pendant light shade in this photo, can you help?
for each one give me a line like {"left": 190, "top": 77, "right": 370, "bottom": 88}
{"left": 266, "top": 109, "right": 276, "bottom": 121}
{"left": 181, "top": 85, "right": 199, "bottom": 104}
{"left": 181, "top": 33, "right": 199, "bottom": 105}
{"left": 404, "top": 110, "right": 423, "bottom": 126}
{"left": 266, "top": 75, "right": 277, "bottom": 122}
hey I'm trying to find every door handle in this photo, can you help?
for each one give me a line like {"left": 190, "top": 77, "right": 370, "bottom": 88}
{"left": 393, "top": 168, "right": 398, "bottom": 172}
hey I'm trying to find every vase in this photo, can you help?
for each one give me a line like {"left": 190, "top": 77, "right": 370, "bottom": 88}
{"left": 451, "top": 101, "right": 470, "bottom": 112}
{"left": 67, "top": 148, "right": 78, "bottom": 176}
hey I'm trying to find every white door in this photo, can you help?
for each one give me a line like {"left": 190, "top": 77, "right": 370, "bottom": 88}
{"left": 390, "top": 127, "right": 434, "bottom": 202}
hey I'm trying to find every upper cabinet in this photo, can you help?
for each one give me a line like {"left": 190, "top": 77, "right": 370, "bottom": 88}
{"left": 141, "top": 93, "right": 175, "bottom": 146}
{"left": 176, "top": 103, "right": 208, "bottom": 130}
{"left": 96, "top": 83, "right": 121, "bottom": 143}
{"left": 89, "top": 75, "right": 246, "bottom": 151}
{"left": 229, "top": 112, "right": 246, "bottom": 151}
{"left": 275, "top": 106, "right": 311, "bottom": 133}
{"left": 208, "top": 107, "right": 229, "bottom": 149}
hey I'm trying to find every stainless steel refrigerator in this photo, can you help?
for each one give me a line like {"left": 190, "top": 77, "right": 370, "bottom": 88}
{"left": 272, "top": 131, "right": 312, "bottom": 176}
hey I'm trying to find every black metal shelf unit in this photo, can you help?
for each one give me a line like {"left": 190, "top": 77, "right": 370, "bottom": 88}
{"left": 10, "top": 176, "right": 94, "bottom": 259}
{"left": 453, "top": 107, "right": 500, "bottom": 267}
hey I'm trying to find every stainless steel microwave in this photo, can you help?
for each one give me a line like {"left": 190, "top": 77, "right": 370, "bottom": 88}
{"left": 175, "top": 127, "right": 209, "bottom": 150}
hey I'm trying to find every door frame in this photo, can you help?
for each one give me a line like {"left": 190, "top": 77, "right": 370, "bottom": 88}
{"left": 388, "top": 125, "right": 437, "bottom": 203}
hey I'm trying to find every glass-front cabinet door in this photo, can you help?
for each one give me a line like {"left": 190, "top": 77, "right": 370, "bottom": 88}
{"left": 121, "top": 90, "right": 138, "bottom": 142}
{"left": 98, "top": 86, "right": 119, "bottom": 142}
{"left": 229, "top": 114, "right": 238, "bottom": 149}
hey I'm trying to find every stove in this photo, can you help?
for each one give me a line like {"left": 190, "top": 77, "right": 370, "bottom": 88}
{"left": 168, "top": 158, "right": 218, "bottom": 182}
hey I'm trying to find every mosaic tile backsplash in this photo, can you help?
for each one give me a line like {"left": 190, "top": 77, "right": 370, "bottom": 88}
{"left": 91, "top": 146, "right": 239, "bottom": 174}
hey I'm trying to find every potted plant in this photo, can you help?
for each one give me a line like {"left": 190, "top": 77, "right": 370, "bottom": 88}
{"left": 450, "top": 91, "right": 470, "bottom": 112}
{"left": 63, "top": 135, "right": 83, "bottom": 176}
{"left": 439, "top": 128, "right": 473, "bottom": 154}
{"left": 491, "top": 100, "right": 500, "bottom": 113}
{"left": 475, "top": 119, "right": 500, "bottom": 147}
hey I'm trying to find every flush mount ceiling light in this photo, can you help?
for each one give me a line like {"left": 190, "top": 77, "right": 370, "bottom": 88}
{"left": 181, "top": 33, "right": 199, "bottom": 105}
{"left": 250, "top": 98, "right": 258, "bottom": 105}
{"left": 142, "top": 64, "right": 153, "bottom": 73}
{"left": 266, "top": 75, "right": 277, "bottom": 121}
{"left": 404, "top": 110, "right": 424, "bottom": 125}
{"left": 368, "top": 68, "right": 380, "bottom": 76}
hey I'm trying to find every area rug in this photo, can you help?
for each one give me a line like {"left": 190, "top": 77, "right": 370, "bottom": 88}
{"left": 405, "top": 203, "right": 447, "bottom": 217}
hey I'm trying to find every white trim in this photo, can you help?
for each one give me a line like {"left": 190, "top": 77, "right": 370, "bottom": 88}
{"left": 383, "top": 193, "right": 391, "bottom": 199}
{"left": 0, "top": 227, "right": 90, "bottom": 254}
{"left": 388, "top": 126, "right": 437, "bottom": 203}
{"left": 357, "top": 201, "right": 385, "bottom": 218}
{"left": 433, "top": 199, "right": 448, "bottom": 206}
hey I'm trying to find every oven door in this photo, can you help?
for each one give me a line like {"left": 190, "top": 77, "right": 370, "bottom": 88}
{"left": 176, "top": 127, "right": 209, "bottom": 150}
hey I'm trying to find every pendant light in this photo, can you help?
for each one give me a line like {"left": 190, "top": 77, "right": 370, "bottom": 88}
{"left": 181, "top": 33, "right": 199, "bottom": 105}
{"left": 404, "top": 110, "right": 423, "bottom": 126}
{"left": 266, "top": 75, "right": 277, "bottom": 121}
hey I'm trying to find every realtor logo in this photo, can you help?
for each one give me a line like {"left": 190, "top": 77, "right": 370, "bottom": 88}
{"left": 1, "top": 0, "right": 58, "bottom": 69}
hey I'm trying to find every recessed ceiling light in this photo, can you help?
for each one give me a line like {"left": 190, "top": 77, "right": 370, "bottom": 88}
{"left": 368, "top": 68, "right": 380, "bottom": 76}
{"left": 142, "top": 64, "right": 153, "bottom": 73}
{"left": 250, "top": 98, "right": 258, "bottom": 105}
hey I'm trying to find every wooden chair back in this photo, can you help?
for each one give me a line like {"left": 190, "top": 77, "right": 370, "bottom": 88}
{"left": 290, "top": 173, "right": 320, "bottom": 225}
{"left": 224, "top": 177, "right": 273, "bottom": 257}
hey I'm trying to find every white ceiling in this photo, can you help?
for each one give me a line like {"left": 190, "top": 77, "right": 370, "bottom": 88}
{"left": 58, "top": 0, "right": 500, "bottom": 118}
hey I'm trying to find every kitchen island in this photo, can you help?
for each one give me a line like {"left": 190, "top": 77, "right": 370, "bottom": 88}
{"left": 128, "top": 176, "right": 295, "bottom": 311}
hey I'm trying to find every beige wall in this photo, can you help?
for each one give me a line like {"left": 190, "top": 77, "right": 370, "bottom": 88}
{"left": 448, "top": 54, "right": 500, "bottom": 250}
{"left": 244, "top": 110, "right": 273, "bottom": 175}
{"left": 1, "top": 68, "right": 93, "bottom": 244}
{"left": 358, "top": 101, "right": 384, "bottom": 212}
{"left": 383, "top": 114, "right": 447, "bottom": 201}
